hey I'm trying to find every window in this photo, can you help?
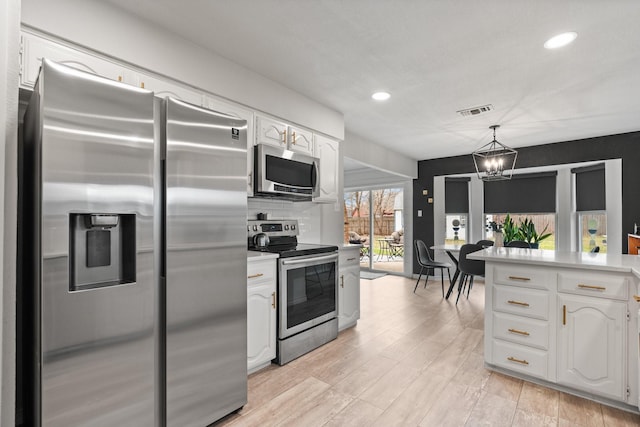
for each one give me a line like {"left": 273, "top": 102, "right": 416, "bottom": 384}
{"left": 485, "top": 213, "right": 556, "bottom": 249}
{"left": 578, "top": 212, "right": 607, "bottom": 253}
{"left": 445, "top": 178, "right": 469, "bottom": 244}
{"left": 573, "top": 164, "right": 606, "bottom": 253}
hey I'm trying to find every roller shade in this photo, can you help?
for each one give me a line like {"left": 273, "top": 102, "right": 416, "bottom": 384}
{"left": 445, "top": 177, "right": 470, "bottom": 213}
{"left": 484, "top": 172, "right": 557, "bottom": 214}
{"left": 572, "top": 164, "right": 605, "bottom": 211}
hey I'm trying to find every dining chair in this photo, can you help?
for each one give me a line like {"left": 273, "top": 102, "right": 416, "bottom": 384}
{"left": 506, "top": 240, "right": 531, "bottom": 248}
{"left": 476, "top": 239, "right": 494, "bottom": 248}
{"left": 456, "top": 243, "right": 485, "bottom": 304}
{"left": 414, "top": 240, "right": 452, "bottom": 296}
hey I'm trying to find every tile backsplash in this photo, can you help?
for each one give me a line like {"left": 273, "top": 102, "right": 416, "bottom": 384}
{"left": 248, "top": 198, "right": 322, "bottom": 243}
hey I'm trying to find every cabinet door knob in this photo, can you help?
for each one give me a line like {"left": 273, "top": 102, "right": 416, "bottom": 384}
{"left": 634, "top": 295, "right": 640, "bottom": 302}
{"left": 291, "top": 131, "right": 296, "bottom": 144}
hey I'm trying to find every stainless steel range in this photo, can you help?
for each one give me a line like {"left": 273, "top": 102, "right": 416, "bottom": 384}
{"left": 248, "top": 220, "right": 339, "bottom": 365}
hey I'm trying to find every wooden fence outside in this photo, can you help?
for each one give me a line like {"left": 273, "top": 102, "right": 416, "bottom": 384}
{"left": 346, "top": 217, "right": 399, "bottom": 238}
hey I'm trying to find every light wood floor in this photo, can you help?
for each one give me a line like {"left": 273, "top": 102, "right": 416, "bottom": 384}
{"left": 217, "top": 275, "right": 640, "bottom": 426}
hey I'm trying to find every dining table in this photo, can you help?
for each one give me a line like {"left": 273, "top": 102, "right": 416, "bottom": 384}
{"left": 430, "top": 243, "right": 465, "bottom": 299}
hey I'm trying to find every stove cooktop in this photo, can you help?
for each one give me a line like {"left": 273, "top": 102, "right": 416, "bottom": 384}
{"left": 251, "top": 242, "right": 339, "bottom": 258}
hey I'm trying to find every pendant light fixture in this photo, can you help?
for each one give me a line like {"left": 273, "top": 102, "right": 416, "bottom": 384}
{"left": 472, "top": 125, "right": 517, "bottom": 181}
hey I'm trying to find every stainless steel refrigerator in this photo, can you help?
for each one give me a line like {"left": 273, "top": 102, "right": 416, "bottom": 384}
{"left": 19, "top": 59, "right": 247, "bottom": 427}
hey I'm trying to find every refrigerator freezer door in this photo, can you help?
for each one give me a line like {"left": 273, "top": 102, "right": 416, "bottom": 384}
{"left": 164, "top": 98, "right": 248, "bottom": 425}
{"left": 32, "top": 59, "right": 156, "bottom": 426}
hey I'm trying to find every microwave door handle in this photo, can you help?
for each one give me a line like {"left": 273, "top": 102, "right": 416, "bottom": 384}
{"left": 311, "top": 163, "right": 317, "bottom": 188}
{"left": 281, "top": 254, "right": 337, "bottom": 265}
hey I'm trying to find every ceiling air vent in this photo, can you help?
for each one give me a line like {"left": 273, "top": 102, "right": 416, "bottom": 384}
{"left": 457, "top": 104, "right": 493, "bottom": 117}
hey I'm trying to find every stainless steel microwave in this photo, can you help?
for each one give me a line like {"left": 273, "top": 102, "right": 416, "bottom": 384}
{"left": 254, "top": 143, "right": 319, "bottom": 200}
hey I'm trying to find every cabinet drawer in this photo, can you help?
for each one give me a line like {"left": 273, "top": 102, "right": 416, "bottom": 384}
{"left": 493, "top": 285, "right": 549, "bottom": 320}
{"left": 492, "top": 339, "right": 548, "bottom": 380}
{"left": 339, "top": 248, "right": 360, "bottom": 267}
{"left": 247, "top": 259, "right": 276, "bottom": 286}
{"left": 557, "top": 271, "right": 628, "bottom": 300}
{"left": 492, "top": 312, "right": 549, "bottom": 350}
{"left": 493, "top": 264, "right": 552, "bottom": 290}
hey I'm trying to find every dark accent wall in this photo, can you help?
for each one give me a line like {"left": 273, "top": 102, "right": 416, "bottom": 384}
{"left": 413, "top": 131, "right": 640, "bottom": 273}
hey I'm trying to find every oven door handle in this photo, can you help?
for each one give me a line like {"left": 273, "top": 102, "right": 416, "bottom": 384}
{"left": 281, "top": 253, "right": 338, "bottom": 265}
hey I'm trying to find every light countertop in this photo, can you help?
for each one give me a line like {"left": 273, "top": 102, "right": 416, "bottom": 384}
{"left": 247, "top": 251, "right": 279, "bottom": 261}
{"left": 469, "top": 247, "right": 640, "bottom": 278}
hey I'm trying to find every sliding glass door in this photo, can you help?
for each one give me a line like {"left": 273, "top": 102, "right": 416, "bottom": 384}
{"left": 344, "top": 187, "right": 403, "bottom": 273}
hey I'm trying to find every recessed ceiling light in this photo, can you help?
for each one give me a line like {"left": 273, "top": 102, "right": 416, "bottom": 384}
{"left": 544, "top": 32, "right": 578, "bottom": 49}
{"left": 371, "top": 91, "right": 391, "bottom": 101}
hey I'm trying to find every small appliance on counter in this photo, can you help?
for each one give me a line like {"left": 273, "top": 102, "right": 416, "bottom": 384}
{"left": 248, "top": 219, "right": 339, "bottom": 364}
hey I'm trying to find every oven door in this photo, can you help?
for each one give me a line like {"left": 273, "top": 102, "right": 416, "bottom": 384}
{"left": 278, "top": 252, "right": 338, "bottom": 338}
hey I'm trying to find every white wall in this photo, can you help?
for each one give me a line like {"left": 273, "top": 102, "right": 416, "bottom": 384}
{"left": 20, "top": 0, "right": 344, "bottom": 140}
{"left": 1, "top": 0, "right": 20, "bottom": 424}
{"left": 342, "top": 130, "right": 417, "bottom": 179}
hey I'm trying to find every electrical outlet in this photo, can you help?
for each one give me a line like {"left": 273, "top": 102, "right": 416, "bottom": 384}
{"left": 422, "top": 189, "right": 429, "bottom": 196}
{"left": 428, "top": 198, "right": 433, "bottom": 204}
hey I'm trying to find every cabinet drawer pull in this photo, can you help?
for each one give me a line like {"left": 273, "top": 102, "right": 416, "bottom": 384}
{"left": 507, "top": 300, "right": 530, "bottom": 307}
{"left": 563, "top": 304, "right": 566, "bottom": 325}
{"left": 634, "top": 295, "right": 640, "bottom": 302}
{"left": 291, "top": 131, "right": 296, "bottom": 144}
{"left": 508, "top": 328, "right": 530, "bottom": 336}
{"left": 340, "top": 274, "right": 344, "bottom": 288}
{"left": 272, "top": 292, "right": 276, "bottom": 309}
{"left": 577, "top": 284, "right": 606, "bottom": 291}
{"left": 347, "top": 257, "right": 357, "bottom": 262}
{"left": 248, "top": 273, "right": 264, "bottom": 279}
{"left": 508, "top": 276, "right": 531, "bottom": 281}
{"left": 507, "top": 356, "right": 529, "bottom": 365}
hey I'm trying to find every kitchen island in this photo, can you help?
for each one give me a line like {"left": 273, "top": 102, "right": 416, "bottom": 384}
{"left": 469, "top": 247, "right": 640, "bottom": 413}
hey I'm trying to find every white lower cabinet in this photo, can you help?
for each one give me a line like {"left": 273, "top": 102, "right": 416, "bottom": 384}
{"left": 247, "top": 257, "right": 277, "bottom": 373}
{"left": 557, "top": 293, "right": 626, "bottom": 401}
{"left": 338, "top": 247, "right": 360, "bottom": 330}
{"left": 486, "top": 262, "right": 637, "bottom": 408}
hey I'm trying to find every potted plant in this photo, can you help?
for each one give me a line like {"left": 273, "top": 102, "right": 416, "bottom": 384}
{"left": 502, "top": 214, "right": 519, "bottom": 245}
{"left": 517, "top": 218, "right": 551, "bottom": 248}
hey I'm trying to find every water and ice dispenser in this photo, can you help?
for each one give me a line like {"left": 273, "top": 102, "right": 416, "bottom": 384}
{"left": 69, "top": 213, "right": 136, "bottom": 291}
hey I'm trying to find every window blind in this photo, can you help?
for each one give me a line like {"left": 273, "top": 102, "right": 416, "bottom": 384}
{"left": 572, "top": 164, "right": 605, "bottom": 211}
{"left": 444, "top": 177, "right": 470, "bottom": 213}
{"left": 484, "top": 172, "right": 557, "bottom": 214}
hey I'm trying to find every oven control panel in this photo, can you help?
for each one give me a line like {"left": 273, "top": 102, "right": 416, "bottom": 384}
{"left": 247, "top": 219, "right": 299, "bottom": 238}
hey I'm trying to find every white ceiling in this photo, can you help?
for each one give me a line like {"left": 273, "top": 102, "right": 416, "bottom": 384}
{"left": 104, "top": 0, "right": 640, "bottom": 161}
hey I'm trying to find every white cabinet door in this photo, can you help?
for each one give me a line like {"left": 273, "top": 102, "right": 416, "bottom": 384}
{"left": 313, "top": 135, "right": 339, "bottom": 203}
{"left": 132, "top": 71, "right": 203, "bottom": 106}
{"left": 256, "top": 115, "right": 287, "bottom": 149}
{"left": 288, "top": 125, "right": 314, "bottom": 155}
{"left": 339, "top": 249, "right": 360, "bottom": 330}
{"left": 205, "top": 97, "right": 255, "bottom": 196}
{"left": 247, "top": 282, "right": 276, "bottom": 372}
{"left": 557, "top": 294, "right": 626, "bottom": 401}
{"left": 20, "top": 33, "right": 125, "bottom": 88}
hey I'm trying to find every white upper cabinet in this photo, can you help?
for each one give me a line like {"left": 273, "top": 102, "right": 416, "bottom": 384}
{"left": 256, "top": 115, "right": 314, "bottom": 156}
{"left": 313, "top": 134, "right": 340, "bottom": 203}
{"left": 287, "top": 125, "right": 314, "bottom": 155}
{"left": 256, "top": 115, "right": 288, "bottom": 149}
{"left": 204, "top": 96, "right": 255, "bottom": 196}
{"left": 131, "top": 71, "right": 203, "bottom": 106}
{"left": 20, "top": 32, "right": 126, "bottom": 88}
